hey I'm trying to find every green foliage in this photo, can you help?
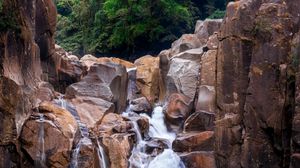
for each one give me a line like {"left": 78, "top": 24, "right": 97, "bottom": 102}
{"left": 55, "top": 0, "right": 229, "bottom": 57}
{"left": 208, "top": 9, "right": 226, "bottom": 19}
{"left": 55, "top": 0, "right": 195, "bottom": 56}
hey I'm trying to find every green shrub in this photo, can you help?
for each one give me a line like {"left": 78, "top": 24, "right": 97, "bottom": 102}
{"left": 208, "top": 9, "right": 226, "bottom": 19}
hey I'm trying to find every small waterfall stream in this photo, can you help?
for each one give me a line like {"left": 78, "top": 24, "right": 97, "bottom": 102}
{"left": 96, "top": 139, "right": 108, "bottom": 168}
{"left": 56, "top": 96, "right": 105, "bottom": 168}
{"left": 35, "top": 113, "right": 46, "bottom": 168}
{"left": 124, "top": 106, "right": 185, "bottom": 168}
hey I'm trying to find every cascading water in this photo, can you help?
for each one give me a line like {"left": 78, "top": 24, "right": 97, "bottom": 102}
{"left": 124, "top": 106, "right": 185, "bottom": 168}
{"left": 96, "top": 139, "right": 108, "bottom": 168}
{"left": 35, "top": 113, "right": 46, "bottom": 168}
{"left": 56, "top": 96, "right": 108, "bottom": 168}
{"left": 56, "top": 97, "right": 90, "bottom": 168}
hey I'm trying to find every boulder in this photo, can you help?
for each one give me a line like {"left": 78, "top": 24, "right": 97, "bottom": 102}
{"left": 80, "top": 56, "right": 135, "bottom": 70}
{"left": 166, "top": 48, "right": 203, "bottom": 99}
{"left": 173, "top": 131, "right": 214, "bottom": 152}
{"left": 21, "top": 101, "right": 79, "bottom": 168}
{"left": 97, "top": 57, "right": 135, "bottom": 69}
{"left": 180, "top": 151, "right": 216, "bottom": 168}
{"left": 183, "top": 111, "right": 215, "bottom": 132}
{"left": 70, "top": 96, "right": 115, "bottom": 129}
{"left": 35, "top": 82, "right": 55, "bottom": 102}
{"left": 170, "top": 34, "right": 202, "bottom": 56}
{"left": 95, "top": 113, "right": 129, "bottom": 136}
{"left": 66, "top": 63, "right": 128, "bottom": 113}
{"left": 102, "top": 133, "right": 134, "bottom": 168}
{"left": 70, "top": 137, "right": 96, "bottom": 168}
{"left": 44, "top": 45, "right": 86, "bottom": 93}
{"left": 144, "top": 138, "right": 169, "bottom": 156}
{"left": 158, "top": 50, "right": 171, "bottom": 101}
{"left": 134, "top": 55, "right": 161, "bottom": 104}
{"left": 194, "top": 19, "right": 222, "bottom": 44}
{"left": 136, "top": 115, "right": 150, "bottom": 135}
{"left": 130, "top": 97, "right": 152, "bottom": 114}
{"left": 206, "top": 33, "right": 219, "bottom": 50}
{"left": 80, "top": 54, "right": 98, "bottom": 69}
{"left": 165, "top": 93, "right": 193, "bottom": 127}
{"left": 127, "top": 67, "right": 141, "bottom": 102}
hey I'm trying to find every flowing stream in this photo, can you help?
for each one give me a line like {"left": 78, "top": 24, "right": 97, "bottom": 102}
{"left": 124, "top": 106, "right": 185, "bottom": 168}
{"left": 35, "top": 113, "right": 46, "bottom": 168}
{"left": 56, "top": 96, "right": 107, "bottom": 168}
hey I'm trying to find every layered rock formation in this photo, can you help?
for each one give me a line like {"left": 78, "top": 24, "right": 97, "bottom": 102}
{"left": 215, "top": 1, "right": 300, "bottom": 167}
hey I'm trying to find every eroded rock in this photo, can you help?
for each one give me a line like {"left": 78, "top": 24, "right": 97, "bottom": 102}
{"left": 21, "top": 102, "right": 79, "bottom": 167}
{"left": 173, "top": 131, "right": 214, "bottom": 152}
{"left": 165, "top": 93, "right": 193, "bottom": 128}
{"left": 134, "top": 55, "right": 161, "bottom": 104}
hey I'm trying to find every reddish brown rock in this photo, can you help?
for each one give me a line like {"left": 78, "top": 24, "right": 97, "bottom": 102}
{"left": 21, "top": 102, "right": 79, "bottom": 168}
{"left": 49, "top": 47, "right": 86, "bottom": 93}
{"left": 180, "top": 151, "right": 216, "bottom": 168}
{"left": 134, "top": 55, "right": 161, "bottom": 104}
{"left": 102, "top": 133, "right": 134, "bottom": 168}
{"left": 80, "top": 55, "right": 135, "bottom": 70}
{"left": 166, "top": 93, "right": 193, "bottom": 127}
{"left": 97, "top": 57, "right": 135, "bottom": 69}
{"left": 183, "top": 111, "right": 215, "bottom": 132}
{"left": 95, "top": 113, "right": 129, "bottom": 136}
{"left": 145, "top": 138, "right": 169, "bottom": 156}
{"left": 173, "top": 131, "right": 214, "bottom": 152}
{"left": 194, "top": 19, "right": 222, "bottom": 45}
{"left": 170, "top": 34, "right": 202, "bottom": 56}
{"left": 70, "top": 96, "right": 115, "bottom": 129}
{"left": 0, "top": 0, "right": 56, "bottom": 165}
{"left": 36, "top": 82, "right": 55, "bottom": 102}
{"left": 66, "top": 63, "right": 128, "bottom": 113}
{"left": 130, "top": 97, "right": 152, "bottom": 114}
{"left": 215, "top": 1, "right": 297, "bottom": 167}
{"left": 72, "top": 138, "right": 97, "bottom": 168}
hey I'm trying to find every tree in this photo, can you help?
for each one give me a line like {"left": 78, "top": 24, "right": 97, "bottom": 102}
{"left": 55, "top": 0, "right": 194, "bottom": 57}
{"left": 55, "top": 0, "right": 229, "bottom": 58}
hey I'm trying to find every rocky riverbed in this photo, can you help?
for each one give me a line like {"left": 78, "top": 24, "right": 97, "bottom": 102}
{"left": 1, "top": 0, "right": 300, "bottom": 168}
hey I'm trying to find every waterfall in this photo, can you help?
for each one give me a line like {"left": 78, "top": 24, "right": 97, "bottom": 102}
{"left": 57, "top": 96, "right": 90, "bottom": 168}
{"left": 124, "top": 106, "right": 185, "bottom": 168}
{"left": 56, "top": 96, "right": 108, "bottom": 168}
{"left": 35, "top": 113, "right": 46, "bottom": 168}
{"left": 96, "top": 139, "right": 108, "bottom": 168}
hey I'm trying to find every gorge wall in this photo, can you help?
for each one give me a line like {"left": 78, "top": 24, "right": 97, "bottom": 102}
{"left": 1, "top": 0, "right": 300, "bottom": 168}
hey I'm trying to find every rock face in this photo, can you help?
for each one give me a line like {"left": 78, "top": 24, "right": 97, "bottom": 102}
{"left": 215, "top": 0, "right": 300, "bottom": 167}
{"left": 0, "top": 0, "right": 56, "bottom": 166}
{"left": 21, "top": 102, "right": 79, "bottom": 167}
{"left": 166, "top": 48, "right": 203, "bottom": 100}
{"left": 165, "top": 93, "right": 193, "bottom": 128}
{"left": 180, "top": 151, "right": 216, "bottom": 168}
{"left": 173, "top": 131, "right": 214, "bottom": 152}
{"left": 130, "top": 97, "right": 152, "bottom": 114}
{"left": 134, "top": 55, "right": 161, "bottom": 104}
{"left": 46, "top": 45, "right": 86, "bottom": 93}
{"left": 66, "top": 62, "right": 128, "bottom": 114}
{"left": 94, "top": 113, "right": 134, "bottom": 168}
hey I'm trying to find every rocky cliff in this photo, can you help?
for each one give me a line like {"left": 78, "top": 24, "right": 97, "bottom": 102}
{"left": 1, "top": 0, "right": 300, "bottom": 168}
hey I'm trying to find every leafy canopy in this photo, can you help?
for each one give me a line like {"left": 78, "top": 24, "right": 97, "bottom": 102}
{"left": 55, "top": 0, "right": 229, "bottom": 58}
